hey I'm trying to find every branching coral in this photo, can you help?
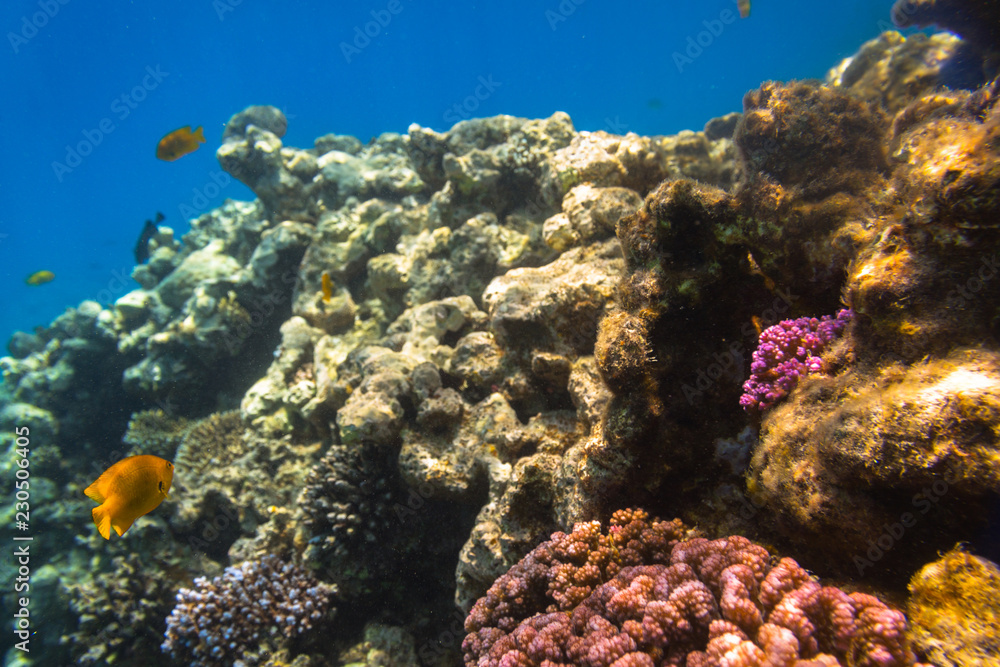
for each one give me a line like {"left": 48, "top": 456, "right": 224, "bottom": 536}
{"left": 464, "top": 511, "right": 930, "bottom": 667}
{"left": 161, "top": 555, "right": 335, "bottom": 666}
{"left": 740, "top": 309, "right": 852, "bottom": 414}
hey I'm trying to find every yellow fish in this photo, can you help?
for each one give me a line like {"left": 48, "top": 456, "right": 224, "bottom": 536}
{"left": 156, "top": 125, "right": 205, "bottom": 161}
{"left": 321, "top": 271, "right": 333, "bottom": 303}
{"left": 738, "top": 0, "right": 750, "bottom": 18}
{"left": 25, "top": 270, "right": 55, "bottom": 285}
{"left": 84, "top": 455, "right": 174, "bottom": 539}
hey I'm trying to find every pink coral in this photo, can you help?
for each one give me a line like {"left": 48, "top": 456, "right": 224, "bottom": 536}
{"left": 740, "top": 309, "right": 852, "bottom": 413}
{"left": 464, "top": 512, "right": 928, "bottom": 667}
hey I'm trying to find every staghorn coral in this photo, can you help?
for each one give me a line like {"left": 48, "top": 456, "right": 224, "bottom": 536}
{"left": 161, "top": 555, "right": 336, "bottom": 666}
{"left": 740, "top": 309, "right": 852, "bottom": 414}
{"left": 463, "top": 511, "right": 930, "bottom": 667}
{"left": 906, "top": 545, "right": 1000, "bottom": 666}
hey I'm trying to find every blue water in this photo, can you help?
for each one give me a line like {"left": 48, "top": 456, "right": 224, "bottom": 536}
{"left": 2, "top": 0, "right": 900, "bottom": 347}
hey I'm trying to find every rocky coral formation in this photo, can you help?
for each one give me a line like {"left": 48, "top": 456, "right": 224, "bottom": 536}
{"left": 161, "top": 555, "right": 336, "bottom": 666}
{"left": 62, "top": 554, "right": 179, "bottom": 665}
{"left": 892, "top": 0, "right": 1000, "bottom": 84}
{"left": 746, "top": 78, "right": 1000, "bottom": 567}
{"left": 595, "top": 65, "right": 1000, "bottom": 570}
{"left": 5, "top": 10, "right": 1000, "bottom": 664}
{"left": 906, "top": 545, "right": 1000, "bottom": 666}
{"left": 464, "top": 511, "right": 929, "bottom": 667}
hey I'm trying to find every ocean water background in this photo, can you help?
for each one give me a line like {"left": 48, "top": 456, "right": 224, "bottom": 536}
{"left": 2, "top": 0, "right": 903, "bottom": 351}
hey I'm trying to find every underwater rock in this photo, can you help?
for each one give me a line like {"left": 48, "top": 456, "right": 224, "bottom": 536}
{"left": 906, "top": 546, "right": 1000, "bottom": 666}
{"left": 827, "top": 31, "right": 963, "bottom": 113}
{"left": 749, "top": 347, "right": 1000, "bottom": 566}
{"left": 222, "top": 103, "right": 288, "bottom": 141}
{"left": 892, "top": 0, "right": 1000, "bottom": 82}
{"left": 542, "top": 184, "right": 643, "bottom": 253}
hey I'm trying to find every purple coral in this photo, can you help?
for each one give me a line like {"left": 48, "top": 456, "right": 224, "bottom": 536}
{"left": 740, "top": 309, "right": 852, "bottom": 413}
{"left": 463, "top": 512, "right": 929, "bottom": 667}
{"left": 161, "top": 555, "right": 336, "bottom": 666}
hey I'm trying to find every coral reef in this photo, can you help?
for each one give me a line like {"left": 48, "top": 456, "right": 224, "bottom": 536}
{"left": 906, "top": 545, "right": 1000, "bottom": 666}
{"left": 597, "top": 63, "right": 1000, "bottom": 569}
{"left": 464, "top": 511, "right": 928, "bottom": 667}
{"left": 827, "top": 31, "right": 963, "bottom": 113}
{"left": 739, "top": 309, "right": 852, "bottom": 414}
{"left": 62, "top": 554, "right": 179, "bottom": 665}
{"left": 892, "top": 0, "right": 1000, "bottom": 83}
{"left": 161, "top": 555, "right": 336, "bottom": 666}
{"left": 5, "top": 9, "right": 1000, "bottom": 663}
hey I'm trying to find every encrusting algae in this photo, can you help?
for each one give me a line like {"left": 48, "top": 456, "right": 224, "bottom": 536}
{"left": 907, "top": 545, "right": 1000, "bottom": 666}
{"left": 84, "top": 455, "right": 174, "bottom": 539}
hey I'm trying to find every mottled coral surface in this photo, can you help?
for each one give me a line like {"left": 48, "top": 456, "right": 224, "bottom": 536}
{"left": 464, "top": 511, "right": 928, "bottom": 667}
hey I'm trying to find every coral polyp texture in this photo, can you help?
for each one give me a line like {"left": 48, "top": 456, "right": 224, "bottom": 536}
{"left": 463, "top": 510, "right": 929, "bottom": 667}
{"left": 161, "top": 555, "right": 336, "bottom": 666}
{"left": 740, "top": 309, "right": 852, "bottom": 413}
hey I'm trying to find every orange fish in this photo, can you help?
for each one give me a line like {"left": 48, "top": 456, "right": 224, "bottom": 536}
{"left": 156, "top": 125, "right": 205, "bottom": 161}
{"left": 84, "top": 455, "right": 174, "bottom": 539}
{"left": 738, "top": 0, "right": 750, "bottom": 18}
{"left": 321, "top": 271, "right": 333, "bottom": 303}
{"left": 25, "top": 270, "right": 55, "bottom": 285}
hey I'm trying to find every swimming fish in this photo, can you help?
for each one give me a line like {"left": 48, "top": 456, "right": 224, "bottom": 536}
{"left": 321, "top": 271, "right": 333, "bottom": 303}
{"left": 156, "top": 125, "right": 205, "bottom": 161}
{"left": 25, "top": 270, "right": 55, "bottom": 285}
{"left": 738, "top": 0, "right": 750, "bottom": 18}
{"left": 134, "top": 211, "right": 165, "bottom": 264}
{"left": 84, "top": 454, "right": 174, "bottom": 539}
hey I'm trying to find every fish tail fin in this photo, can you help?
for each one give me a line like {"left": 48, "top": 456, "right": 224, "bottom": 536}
{"left": 112, "top": 516, "right": 135, "bottom": 537}
{"left": 193, "top": 126, "right": 206, "bottom": 143}
{"left": 92, "top": 505, "right": 112, "bottom": 540}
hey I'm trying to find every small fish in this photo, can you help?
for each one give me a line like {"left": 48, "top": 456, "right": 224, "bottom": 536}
{"left": 84, "top": 455, "right": 174, "bottom": 539}
{"left": 738, "top": 0, "right": 750, "bottom": 18}
{"left": 321, "top": 271, "right": 333, "bottom": 303}
{"left": 156, "top": 125, "right": 206, "bottom": 161}
{"left": 134, "top": 211, "right": 165, "bottom": 264}
{"left": 25, "top": 270, "right": 55, "bottom": 286}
